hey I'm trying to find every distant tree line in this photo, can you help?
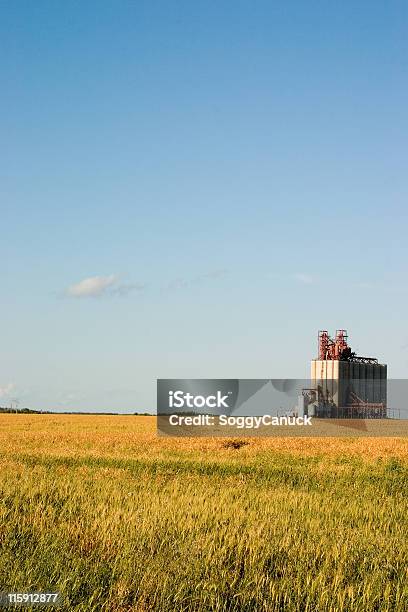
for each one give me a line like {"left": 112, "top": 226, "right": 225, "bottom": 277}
{"left": 0, "top": 406, "right": 152, "bottom": 415}
{"left": 0, "top": 406, "right": 50, "bottom": 414}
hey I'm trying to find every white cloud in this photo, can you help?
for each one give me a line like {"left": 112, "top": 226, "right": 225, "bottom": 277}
{"left": 64, "top": 275, "right": 145, "bottom": 299}
{"left": 0, "top": 383, "right": 15, "bottom": 398}
{"left": 66, "top": 275, "right": 117, "bottom": 298}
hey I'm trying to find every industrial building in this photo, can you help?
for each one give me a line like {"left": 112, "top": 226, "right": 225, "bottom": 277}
{"left": 302, "top": 330, "right": 387, "bottom": 418}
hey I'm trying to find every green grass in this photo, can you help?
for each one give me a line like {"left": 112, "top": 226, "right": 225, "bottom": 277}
{"left": 0, "top": 416, "right": 407, "bottom": 611}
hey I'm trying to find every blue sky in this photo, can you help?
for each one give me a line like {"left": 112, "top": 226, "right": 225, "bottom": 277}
{"left": 1, "top": 1, "right": 407, "bottom": 412}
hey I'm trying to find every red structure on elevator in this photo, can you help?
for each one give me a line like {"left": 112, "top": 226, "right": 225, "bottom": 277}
{"left": 318, "top": 330, "right": 378, "bottom": 364}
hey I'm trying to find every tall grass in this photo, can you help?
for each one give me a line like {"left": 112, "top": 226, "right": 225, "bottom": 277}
{"left": 0, "top": 415, "right": 407, "bottom": 611}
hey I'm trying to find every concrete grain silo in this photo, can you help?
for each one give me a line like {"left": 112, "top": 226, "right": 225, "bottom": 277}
{"left": 310, "top": 330, "right": 387, "bottom": 418}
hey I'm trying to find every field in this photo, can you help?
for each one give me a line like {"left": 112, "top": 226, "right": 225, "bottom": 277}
{"left": 0, "top": 415, "right": 407, "bottom": 611}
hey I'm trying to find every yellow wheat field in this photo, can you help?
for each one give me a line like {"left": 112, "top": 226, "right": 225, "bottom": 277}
{"left": 0, "top": 414, "right": 407, "bottom": 460}
{"left": 0, "top": 415, "right": 407, "bottom": 612}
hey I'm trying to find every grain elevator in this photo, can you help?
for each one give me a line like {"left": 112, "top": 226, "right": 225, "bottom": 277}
{"left": 305, "top": 330, "right": 387, "bottom": 418}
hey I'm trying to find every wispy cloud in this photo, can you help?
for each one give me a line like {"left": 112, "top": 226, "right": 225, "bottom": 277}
{"left": 354, "top": 281, "right": 378, "bottom": 290}
{"left": 56, "top": 391, "right": 84, "bottom": 406}
{"left": 63, "top": 270, "right": 223, "bottom": 299}
{"left": 164, "top": 269, "right": 228, "bottom": 291}
{"left": 0, "top": 383, "right": 15, "bottom": 398}
{"left": 110, "top": 282, "right": 146, "bottom": 297}
{"left": 64, "top": 275, "right": 146, "bottom": 298}
{"left": 294, "top": 273, "right": 314, "bottom": 285}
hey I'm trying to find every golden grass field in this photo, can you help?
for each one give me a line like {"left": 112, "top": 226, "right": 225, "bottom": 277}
{"left": 0, "top": 415, "right": 407, "bottom": 611}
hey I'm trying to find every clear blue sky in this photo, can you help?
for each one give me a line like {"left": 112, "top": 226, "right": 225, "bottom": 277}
{"left": 1, "top": 1, "right": 407, "bottom": 412}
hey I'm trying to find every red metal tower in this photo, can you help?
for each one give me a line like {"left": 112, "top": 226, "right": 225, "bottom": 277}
{"left": 317, "top": 330, "right": 377, "bottom": 364}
